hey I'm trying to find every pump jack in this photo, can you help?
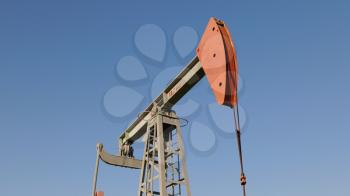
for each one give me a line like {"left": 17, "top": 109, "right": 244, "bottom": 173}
{"left": 92, "top": 17, "right": 247, "bottom": 196}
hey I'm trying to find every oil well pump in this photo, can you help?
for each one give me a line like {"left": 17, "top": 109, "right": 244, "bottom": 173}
{"left": 92, "top": 17, "right": 248, "bottom": 196}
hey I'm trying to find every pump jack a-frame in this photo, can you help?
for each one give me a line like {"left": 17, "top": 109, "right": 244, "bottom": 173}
{"left": 92, "top": 17, "right": 248, "bottom": 196}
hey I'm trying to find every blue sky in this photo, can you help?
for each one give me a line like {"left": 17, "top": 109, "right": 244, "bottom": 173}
{"left": 1, "top": 0, "right": 350, "bottom": 195}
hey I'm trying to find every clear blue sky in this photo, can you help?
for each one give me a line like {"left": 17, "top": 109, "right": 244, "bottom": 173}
{"left": 1, "top": 0, "right": 350, "bottom": 196}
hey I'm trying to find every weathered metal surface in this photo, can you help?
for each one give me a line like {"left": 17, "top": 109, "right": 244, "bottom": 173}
{"left": 137, "top": 112, "right": 191, "bottom": 196}
{"left": 197, "top": 17, "right": 238, "bottom": 108}
{"left": 97, "top": 143, "right": 142, "bottom": 169}
{"left": 95, "top": 192, "right": 104, "bottom": 196}
{"left": 119, "top": 58, "right": 204, "bottom": 146}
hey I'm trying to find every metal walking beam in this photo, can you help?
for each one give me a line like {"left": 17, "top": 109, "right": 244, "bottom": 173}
{"left": 119, "top": 17, "right": 238, "bottom": 149}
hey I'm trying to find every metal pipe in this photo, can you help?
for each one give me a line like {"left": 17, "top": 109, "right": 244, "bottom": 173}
{"left": 92, "top": 145, "right": 100, "bottom": 196}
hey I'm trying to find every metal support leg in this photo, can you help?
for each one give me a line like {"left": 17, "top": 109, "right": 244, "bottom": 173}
{"left": 175, "top": 120, "right": 191, "bottom": 196}
{"left": 138, "top": 123, "right": 151, "bottom": 196}
{"left": 157, "top": 114, "right": 167, "bottom": 196}
{"left": 138, "top": 112, "right": 191, "bottom": 196}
